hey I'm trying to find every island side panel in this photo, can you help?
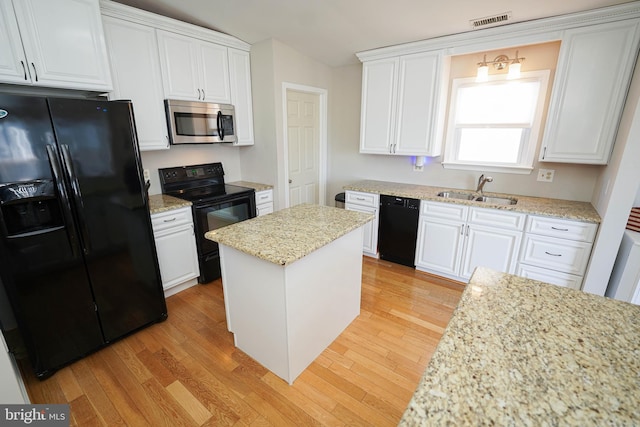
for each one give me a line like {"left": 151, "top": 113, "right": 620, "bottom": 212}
{"left": 218, "top": 244, "right": 290, "bottom": 378}
{"left": 284, "top": 227, "right": 364, "bottom": 383}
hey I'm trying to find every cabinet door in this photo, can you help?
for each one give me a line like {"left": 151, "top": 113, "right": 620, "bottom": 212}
{"left": 12, "top": 0, "right": 112, "bottom": 91}
{"left": 394, "top": 52, "right": 444, "bottom": 156}
{"left": 199, "top": 41, "right": 230, "bottom": 103}
{"left": 229, "top": 48, "right": 255, "bottom": 146}
{"left": 346, "top": 204, "right": 378, "bottom": 256}
{"left": 460, "top": 224, "right": 522, "bottom": 279}
{"left": 157, "top": 29, "right": 201, "bottom": 100}
{"left": 103, "top": 17, "right": 169, "bottom": 151}
{"left": 0, "top": 0, "right": 29, "bottom": 84}
{"left": 415, "top": 217, "right": 464, "bottom": 276}
{"left": 540, "top": 20, "right": 640, "bottom": 164}
{"left": 154, "top": 224, "right": 199, "bottom": 290}
{"left": 359, "top": 58, "right": 398, "bottom": 154}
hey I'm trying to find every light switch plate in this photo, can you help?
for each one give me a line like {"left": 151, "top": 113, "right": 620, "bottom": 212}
{"left": 143, "top": 169, "right": 150, "bottom": 181}
{"left": 537, "top": 169, "right": 554, "bottom": 182}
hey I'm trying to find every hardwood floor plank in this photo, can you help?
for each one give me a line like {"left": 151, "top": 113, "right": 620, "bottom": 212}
{"left": 19, "top": 257, "right": 463, "bottom": 426}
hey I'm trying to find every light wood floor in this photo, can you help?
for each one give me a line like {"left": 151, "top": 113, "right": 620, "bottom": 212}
{"left": 19, "top": 257, "right": 464, "bottom": 426}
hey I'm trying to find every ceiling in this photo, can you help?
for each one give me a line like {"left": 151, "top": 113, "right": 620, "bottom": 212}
{"left": 112, "top": 0, "right": 637, "bottom": 67}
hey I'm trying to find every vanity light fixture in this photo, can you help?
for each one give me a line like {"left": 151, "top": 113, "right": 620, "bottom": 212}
{"left": 476, "top": 50, "right": 525, "bottom": 82}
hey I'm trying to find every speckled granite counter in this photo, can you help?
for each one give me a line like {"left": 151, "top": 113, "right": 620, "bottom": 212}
{"left": 227, "top": 181, "right": 273, "bottom": 192}
{"left": 148, "top": 194, "right": 192, "bottom": 214}
{"left": 205, "top": 203, "right": 373, "bottom": 265}
{"left": 400, "top": 267, "right": 640, "bottom": 426}
{"left": 345, "top": 180, "right": 600, "bottom": 223}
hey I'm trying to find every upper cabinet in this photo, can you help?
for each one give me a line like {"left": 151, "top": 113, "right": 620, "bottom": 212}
{"left": 157, "top": 30, "right": 231, "bottom": 104}
{"left": 99, "top": 0, "right": 255, "bottom": 149}
{"left": 0, "top": 0, "right": 112, "bottom": 91}
{"left": 102, "top": 16, "right": 169, "bottom": 151}
{"left": 359, "top": 51, "right": 448, "bottom": 156}
{"left": 540, "top": 20, "right": 640, "bottom": 164}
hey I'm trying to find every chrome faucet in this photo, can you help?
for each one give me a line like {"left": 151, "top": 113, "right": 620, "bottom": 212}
{"left": 476, "top": 174, "right": 493, "bottom": 194}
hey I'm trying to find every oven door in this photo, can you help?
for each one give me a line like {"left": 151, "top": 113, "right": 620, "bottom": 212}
{"left": 193, "top": 193, "right": 255, "bottom": 282}
{"left": 165, "top": 99, "right": 237, "bottom": 145}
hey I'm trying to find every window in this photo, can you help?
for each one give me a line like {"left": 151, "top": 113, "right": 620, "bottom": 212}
{"left": 443, "top": 70, "right": 550, "bottom": 174}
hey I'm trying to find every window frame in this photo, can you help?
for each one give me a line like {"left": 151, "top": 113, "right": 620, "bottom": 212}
{"left": 442, "top": 70, "right": 550, "bottom": 174}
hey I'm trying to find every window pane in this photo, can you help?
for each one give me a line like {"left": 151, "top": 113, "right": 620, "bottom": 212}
{"left": 458, "top": 128, "right": 523, "bottom": 163}
{"left": 456, "top": 81, "right": 540, "bottom": 124}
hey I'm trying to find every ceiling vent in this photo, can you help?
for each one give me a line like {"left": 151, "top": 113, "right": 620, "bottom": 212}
{"left": 469, "top": 12, "right": 513, "bottom": 29}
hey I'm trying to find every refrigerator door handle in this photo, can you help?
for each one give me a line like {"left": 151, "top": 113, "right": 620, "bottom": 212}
{"left": 46, "top": 145, "right": 81, "bottom": 257}
{"left": 60, "top": 144, "right": 91, "bottom": 255}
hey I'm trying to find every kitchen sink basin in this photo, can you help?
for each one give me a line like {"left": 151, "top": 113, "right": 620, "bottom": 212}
{"left": 437, "top": 191, "right": 517, "bottom": 205}
{"left": 474, "top": 196, "right": 518, "bottom": 205}
{"left": 436, "top": 191, "right": 476, "bottom": 200}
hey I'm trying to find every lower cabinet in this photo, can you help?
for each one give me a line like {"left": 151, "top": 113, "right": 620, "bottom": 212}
{"left": 151, "top": 207, "right": 200, "bottom": 296}
{"left": 255, "top": 189, "right": 274, "bottom": 216}
{"left": 345, "top": 190, "right": 379, "bottom": 257}
{"left": 517, "top": 215, "right": 598, "bottom": 289}
{"left": 415, "top": 201, "right": 525, "bottom": 281}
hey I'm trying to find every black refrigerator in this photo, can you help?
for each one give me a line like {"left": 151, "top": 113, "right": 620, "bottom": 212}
{"left": 0, "top": 94, "right": 167, "bottom": 378}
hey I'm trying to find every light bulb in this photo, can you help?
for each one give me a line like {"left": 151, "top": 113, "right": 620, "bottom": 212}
{"left": 508, "top": 61, "right": 521, "bottom": 79}
{"left": 476, "top": 65, "right": 489, "bottom": 82}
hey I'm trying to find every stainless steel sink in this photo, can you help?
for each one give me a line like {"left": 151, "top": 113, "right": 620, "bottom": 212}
{"left": 474, "top": 195, "right": 518, "bottom": 205}
{"left": 437, "top": 191, "right": 517, "bottom": 205}
{"left": 436, "top": 191, "right": 476, "bottom": 200}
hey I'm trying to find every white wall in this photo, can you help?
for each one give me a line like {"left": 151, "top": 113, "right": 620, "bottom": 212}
{"left": 243, "top": 39, "right": 333, "bottom": 210}
{"left": 583, "top": 55, "right": 640, "bottom": 295}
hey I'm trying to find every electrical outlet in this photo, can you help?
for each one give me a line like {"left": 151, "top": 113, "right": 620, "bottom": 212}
{"left": 143, "top": 169, "right": 150, "bottom": 181}
{"left": 537, "top": 169, "right": 554, "bottom": 182}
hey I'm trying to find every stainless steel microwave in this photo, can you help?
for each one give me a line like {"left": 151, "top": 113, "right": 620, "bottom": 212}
{"left": 165, "top": 99, "right": 237, "bottom": 145}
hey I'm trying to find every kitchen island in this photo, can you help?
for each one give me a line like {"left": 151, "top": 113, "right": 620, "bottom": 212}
{"left": 400, "top": 267, "right": 640, "bottom": 425}
{"left": 205, "top": 204, "right": 373, "bottom": 384}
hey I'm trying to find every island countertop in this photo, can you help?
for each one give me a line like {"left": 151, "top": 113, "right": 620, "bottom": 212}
{"left": 345, "top": 179, "right": 601, "bottom": 223}
{"left": 205, "top": 204, "right": 373, "bottom": 266}
{"left": 400, "top": 267, "right": 640, "bottom": 426}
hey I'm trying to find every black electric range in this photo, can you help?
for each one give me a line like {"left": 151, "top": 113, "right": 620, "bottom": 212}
{"left": 159, "top": 163, "right": 256, "bottom": 283}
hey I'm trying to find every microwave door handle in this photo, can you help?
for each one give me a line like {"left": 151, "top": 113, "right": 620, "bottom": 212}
{"left": 46, "top": 145, "right": 81, "bottom": 257}
{"left": 217, "top": 111, "right": 224, "bottom": 141}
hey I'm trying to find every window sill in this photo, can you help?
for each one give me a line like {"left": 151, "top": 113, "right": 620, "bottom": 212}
{"left": 441, "top": 162, "right": 534, "bottom": 175}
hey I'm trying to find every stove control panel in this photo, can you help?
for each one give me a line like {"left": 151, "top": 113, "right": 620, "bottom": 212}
{"left": 159, "top": 163, "right": 224, "bottom": 185}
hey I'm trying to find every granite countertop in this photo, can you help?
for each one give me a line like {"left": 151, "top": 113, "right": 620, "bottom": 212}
{"left": 205, "top": 204, "right": 373, "bottom": 265}
{"left": 344, "top": 180, "right": 601, "bottom": 223}
{"left": 400, "top": 267, "right": 640, "bottom": 426}
{"left": 227, "top": 181, "right": 273, "bottom": 192}
{"left": 148, "top": 194, "right": 192, "bottom": 214}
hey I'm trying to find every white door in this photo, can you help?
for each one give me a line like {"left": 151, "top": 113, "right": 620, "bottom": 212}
{"left": 460, "top": 224, "right": 522, "bottom": 279}
{"left": 415, "top": 217, "right": 465, "bottom": 276}
{"left": 287, "top": 90, "right": 320, "bottom": 206}
{"left": 0, "top": 0, "right": 29, "bottom": 84}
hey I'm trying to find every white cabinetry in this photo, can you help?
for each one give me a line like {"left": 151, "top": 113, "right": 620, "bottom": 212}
{"left": 416, "top": 201, "right": 525, "bottom": 281}
{"left": 540, "top": 20, "right": 640, "bottom": 164}
{"left": 0, "top": 0, "right": 112, "bottom": 91}
{"left": 345, "top": 191, "right": 379, "bottom": 257}
{"left": 102, "top": 16, "right": 169, "bottom": 151}
{"left": 255, "top": 189, "right": 274, "bottom": 216}
{"left": 157, "top": 29, "right": 231, "bottom": 103}
{"left": 517, "top": 216, "right": 598, "bottom": 289}
{"left": 151, "top": 207, "right": 199, "bottom": 296}
{"left": 228, "top": 48, "right": 255, "bottom": 146}
{"left": 359, "top": 51, "right": 447, "bottom": 156}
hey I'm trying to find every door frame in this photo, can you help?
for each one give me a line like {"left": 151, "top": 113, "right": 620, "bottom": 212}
{"left": 281, "top": 82, "right": 327, "bottom": 208}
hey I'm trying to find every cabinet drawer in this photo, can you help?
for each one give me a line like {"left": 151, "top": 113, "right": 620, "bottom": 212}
{"left": 526, "top": 215, "right": 598, "bottom": 242}
{"left": 520, "top": 234, "right": 593, "bottom": 275}
{"left": 255, "top": 189, "right": 273, "bottom": 205}
{"left": 516, "top": 263, "right": 583, "bottom": 290}
{"left": 345, "top": 191, "right": 379, "bottom": 208}
{"left": 468, "top": 207, "right": 526, "bottom": 231}
{"left": 151, "top": 207, "right": 193, "bottom": 232}
{"left": 420, "top": 200, "right": 468, "bottom": 221}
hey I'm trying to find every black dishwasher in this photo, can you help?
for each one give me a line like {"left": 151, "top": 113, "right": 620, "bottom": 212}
{"left": 378, "top": 195, "right": 420, "bottom": 267}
